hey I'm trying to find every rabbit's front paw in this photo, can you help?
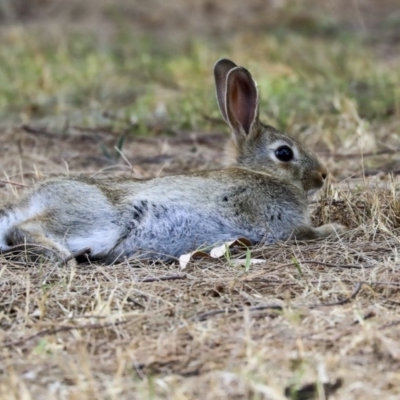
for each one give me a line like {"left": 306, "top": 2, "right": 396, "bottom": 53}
{"left": 315, "top": 223, "right": 347, "bottom": 238}
{"left": 290, "top": 223, "right": 347, "bottom": 241}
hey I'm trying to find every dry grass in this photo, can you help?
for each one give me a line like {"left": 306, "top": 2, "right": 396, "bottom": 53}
{"left": 0, "top": 129, "right": 399, "bottom": 400}
{"left": 1, "top": 198, "right": 400, "bottom": 399}
{"left": 0, "top": 1, "right": 400, "bottom": 399}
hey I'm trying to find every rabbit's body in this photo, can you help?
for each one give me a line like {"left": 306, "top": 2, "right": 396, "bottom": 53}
{"left": 0, "top": 59, "right": 345, "bottom": 264}
{"left": 0, "top": 168, "right": 309, "bottom": 262}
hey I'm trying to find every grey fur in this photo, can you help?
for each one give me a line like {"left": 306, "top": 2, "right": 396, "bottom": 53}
{"left": 0, "top": 59, "right": 345, "bottom": 264}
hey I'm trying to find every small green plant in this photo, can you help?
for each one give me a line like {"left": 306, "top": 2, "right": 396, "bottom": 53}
{"left": 33, "top": 339, "right": 50, "bottom": 355}
{"left": 292, "top": 257, "right": 303, "bottom": 278}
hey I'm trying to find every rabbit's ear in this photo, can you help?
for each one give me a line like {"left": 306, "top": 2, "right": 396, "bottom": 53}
{"left": 214, "top": 59, "right": 238, "bottom": 122}
{"left": 225, "top": 67, "right": 259, "bottom": 137}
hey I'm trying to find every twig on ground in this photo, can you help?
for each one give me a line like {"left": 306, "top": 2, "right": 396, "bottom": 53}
{"left": 138, "top": 274, "right": 187, "bottom": 283}
{"left": 194, "top": 304, "right": 283, "bottom": 321}
{"left": 310, "top": 282, "right": 364, "bottom": 308}
{"left": 279, "top": 260, "right": 373, "bottom": 270}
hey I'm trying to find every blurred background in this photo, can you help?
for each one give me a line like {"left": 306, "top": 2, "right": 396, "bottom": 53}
{"left": 0, "top": 0, "right": 399, "bottom": 178}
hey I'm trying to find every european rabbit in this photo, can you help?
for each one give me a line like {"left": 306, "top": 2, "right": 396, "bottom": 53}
{"left": 0, "top": 59, "right": 345, "bottom": 264}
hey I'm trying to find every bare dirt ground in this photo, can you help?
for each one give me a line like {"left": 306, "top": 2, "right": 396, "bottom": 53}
{"left": 0, "top": 1, "right": 400, "bottom": 399}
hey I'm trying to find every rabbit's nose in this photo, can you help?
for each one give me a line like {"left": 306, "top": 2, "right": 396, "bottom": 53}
{"left": 319, "top": 166, "right": 328, "bottom": 180}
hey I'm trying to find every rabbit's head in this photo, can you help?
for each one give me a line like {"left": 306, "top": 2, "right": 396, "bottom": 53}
{"left": 214, "top": 59, "right": 327, "bottom": 194}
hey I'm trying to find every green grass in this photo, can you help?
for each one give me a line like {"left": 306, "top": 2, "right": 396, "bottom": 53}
{"left": 0, "top": 24, "right": 399, "bottom": 145}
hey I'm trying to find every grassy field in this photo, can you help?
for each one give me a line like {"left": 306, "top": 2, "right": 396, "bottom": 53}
{"left": 0, "top": 1, "right": 400, "bottom": 399}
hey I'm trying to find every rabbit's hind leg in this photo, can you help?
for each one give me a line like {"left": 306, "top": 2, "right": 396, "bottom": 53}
{"left": 4, "top": 222, "right": 76, "bottom": 266}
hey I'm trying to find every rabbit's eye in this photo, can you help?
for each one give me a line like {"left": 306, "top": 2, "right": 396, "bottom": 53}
{"left": 275, "top": 146, "right": 294, "bottom": 162}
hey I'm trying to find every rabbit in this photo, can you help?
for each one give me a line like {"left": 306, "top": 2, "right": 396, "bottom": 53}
{"left": 0, "top": 58, "right": 345, "bottom": 264}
